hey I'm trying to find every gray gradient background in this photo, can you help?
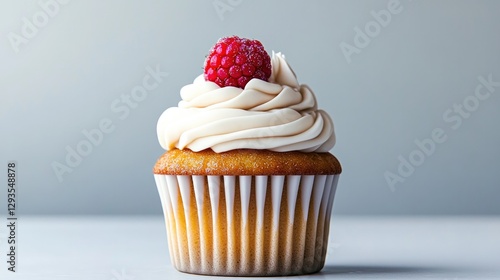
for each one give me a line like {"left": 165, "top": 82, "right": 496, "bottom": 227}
{"left": 1, "top": 0, "right": 499, "bottom": 216}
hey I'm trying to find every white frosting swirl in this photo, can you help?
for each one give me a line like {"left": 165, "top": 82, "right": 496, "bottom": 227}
{"left": 157, "top": 52, "right": 336, "bottom": 153}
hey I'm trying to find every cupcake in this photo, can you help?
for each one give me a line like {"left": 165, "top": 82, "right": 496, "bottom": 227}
{"left": 153, "top": 36, "right": 341, "bottom": 276}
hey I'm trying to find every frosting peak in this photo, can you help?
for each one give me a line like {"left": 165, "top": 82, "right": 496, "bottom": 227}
{"left": 269, "top": 52, "right": 300, "bottom": 89}
{"left": 157, "top": 52, "right": 336, "bottom": 153}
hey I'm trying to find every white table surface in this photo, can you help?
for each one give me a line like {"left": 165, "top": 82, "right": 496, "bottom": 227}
{"left": 0, "top": 216, "right": 499, "bottom": 280}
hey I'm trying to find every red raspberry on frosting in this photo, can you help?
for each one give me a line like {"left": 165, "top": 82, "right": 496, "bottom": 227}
{"left": 204, "top": 36, "right": 272, "bottom": 89}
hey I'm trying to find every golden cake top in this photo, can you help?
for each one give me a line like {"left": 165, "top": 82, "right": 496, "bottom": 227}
{"left": 154, "top": 149, "right": 341, "bottom": 175}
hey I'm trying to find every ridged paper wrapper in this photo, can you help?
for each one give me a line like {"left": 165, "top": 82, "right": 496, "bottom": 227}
{"left": 154, "top": 174, "right": 339, "bottom": 276}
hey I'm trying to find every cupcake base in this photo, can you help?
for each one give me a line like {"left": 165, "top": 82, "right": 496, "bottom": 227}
{"left": 154, "top": 174, "right": 340, "bottom": 276}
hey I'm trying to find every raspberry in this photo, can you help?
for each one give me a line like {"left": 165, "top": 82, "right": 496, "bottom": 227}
{"left": 204, "top": 36, "right": 272, "bottom": 89}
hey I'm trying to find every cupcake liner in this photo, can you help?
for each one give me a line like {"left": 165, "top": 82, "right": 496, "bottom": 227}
{"left": 154, "top": 174, "right": 339, "bottom": 276}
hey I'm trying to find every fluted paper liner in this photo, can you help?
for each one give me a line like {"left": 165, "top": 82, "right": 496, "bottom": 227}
{"left": 154, "top": 174, "right": 339, "bottom": 276}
